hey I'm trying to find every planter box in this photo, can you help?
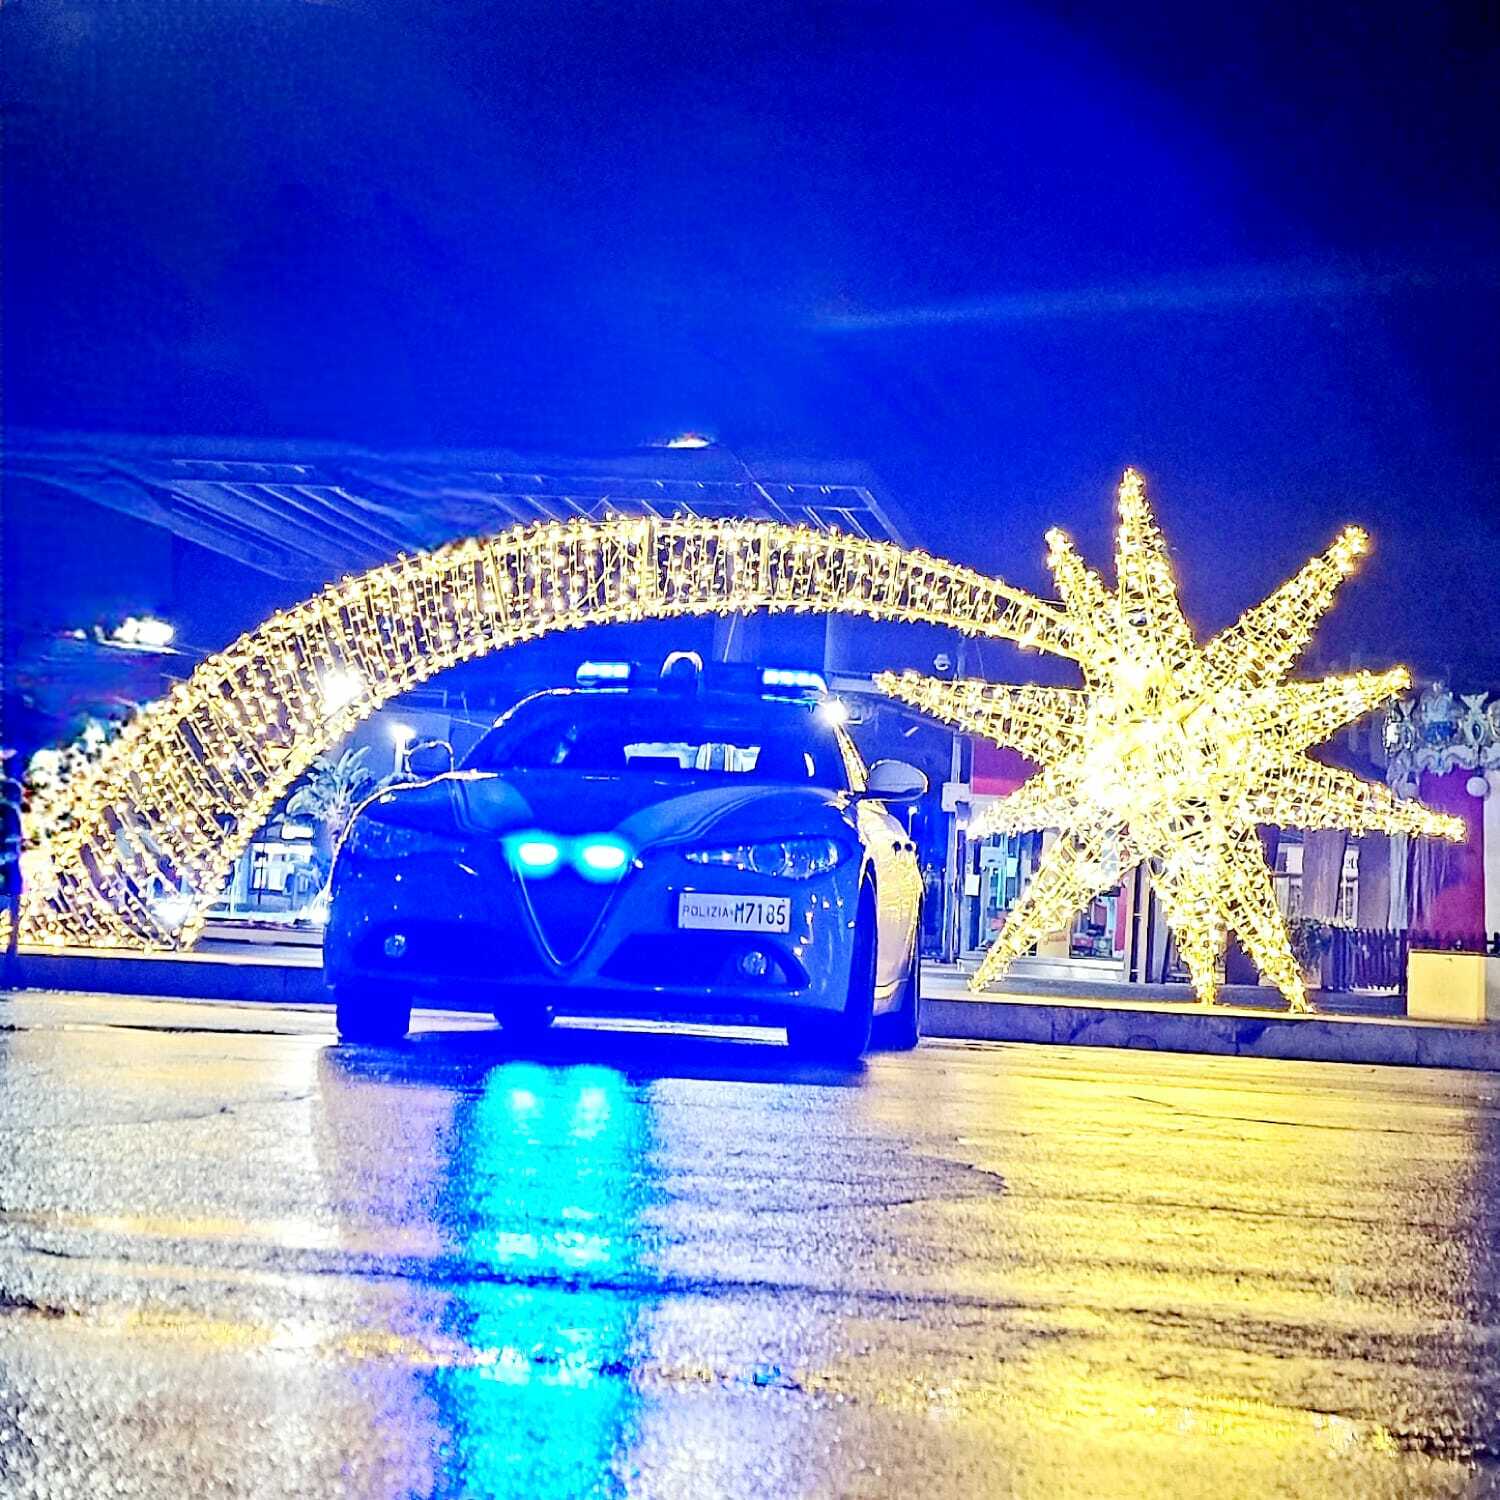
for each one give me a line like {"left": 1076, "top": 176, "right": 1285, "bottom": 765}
{"left": 1406, "top": 951, "right": 1500, "bottom": 1024}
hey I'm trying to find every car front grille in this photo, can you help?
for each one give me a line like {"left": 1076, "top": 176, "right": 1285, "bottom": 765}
{"left": 517, "top": 871, "right": 622, "bottom": 966}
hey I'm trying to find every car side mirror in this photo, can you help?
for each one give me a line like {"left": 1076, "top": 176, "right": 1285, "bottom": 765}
{"left": 863, "top": 759, "right": 928, "bottom": 803}
{"left": 406, "top": 739, "right": 454, "bottom": 778}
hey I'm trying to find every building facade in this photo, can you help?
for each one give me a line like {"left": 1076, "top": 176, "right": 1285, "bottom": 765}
{"left": 1383, "top": 683, "right": 1500, "bottom": 940}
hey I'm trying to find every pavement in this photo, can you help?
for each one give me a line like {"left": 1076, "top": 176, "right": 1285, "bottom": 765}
{"left": 0, "top": 989, "right": 1497, "bottom": 1497}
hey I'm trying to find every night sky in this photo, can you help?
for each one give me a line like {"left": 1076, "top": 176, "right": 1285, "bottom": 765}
{"left": 3, "top": 0, "right": 1497, "bottom": 678}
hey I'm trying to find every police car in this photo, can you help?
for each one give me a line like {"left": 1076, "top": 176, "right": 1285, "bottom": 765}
{"left": 325, "top": 655, "right": 926, "bottom": 1059}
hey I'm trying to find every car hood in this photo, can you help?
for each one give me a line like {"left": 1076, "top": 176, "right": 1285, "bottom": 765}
{"left": 362, "top": 771, "right": 856, "bottom": 849}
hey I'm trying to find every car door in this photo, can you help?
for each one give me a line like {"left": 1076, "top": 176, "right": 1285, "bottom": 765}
{"left": 837, "top": 729, "right": 915, "bottom": 990}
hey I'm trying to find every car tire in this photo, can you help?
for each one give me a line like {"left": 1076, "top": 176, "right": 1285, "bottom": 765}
{"left": 873, "top": 935, "right": 922, "bottom": 1052}
{"left": 787, "top": 890, "right": 876, "bottom": 1063}
{"left": 333, "top": 982, "right": 412, "bottom": 1043}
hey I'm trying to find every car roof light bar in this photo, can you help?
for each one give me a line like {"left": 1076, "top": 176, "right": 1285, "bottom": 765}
{"left": 577, "top": 660, "right": 633, "bottom": 684}
{"left": 761, "top": 667, "right": 828, "bottom": 695}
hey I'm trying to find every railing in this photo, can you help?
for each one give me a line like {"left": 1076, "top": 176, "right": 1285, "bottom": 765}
{"left": 1324, "top": 928, "right": 1500, "bottom": 993}
{"left": 1325, "top": 928, "right": 1405, "bottom": 993}
{"left": 1405, "top": 929, "right": 1500, "bottom": 956}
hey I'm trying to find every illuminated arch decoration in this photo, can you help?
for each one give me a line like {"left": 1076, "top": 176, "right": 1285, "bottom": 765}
{"left": 12, "top": 477, "right": 1462, "bottom": 1014}
{"left": 878, "top": 470, "right": 1464, "bottom": 1011}
{"left": 16, "top": 515, "right": 1076, "bottom": 952}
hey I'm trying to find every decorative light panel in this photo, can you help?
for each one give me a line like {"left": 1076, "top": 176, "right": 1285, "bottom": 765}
{"left": 12, "top": 517, "right": 1069, "bottom": 951}
{"left": 877, "top": 471, "right": 1462, "bottom": 1010}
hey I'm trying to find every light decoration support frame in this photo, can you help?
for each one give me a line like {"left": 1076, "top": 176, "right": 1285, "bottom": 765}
{"left": 11, "top": 480, "right": 1462, "bottom": 1013}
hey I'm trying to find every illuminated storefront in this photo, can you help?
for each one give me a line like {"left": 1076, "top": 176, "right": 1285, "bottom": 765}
{"left": 955, "top": 740, "right": 1128, "bottom": 974}
{"left": 953, "top": 743, "right": 1371, "bottom": 984}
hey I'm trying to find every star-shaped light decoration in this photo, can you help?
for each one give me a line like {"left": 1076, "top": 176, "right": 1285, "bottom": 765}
{"left": 878, "top": 470, "right": 1464, "bottom": 1011}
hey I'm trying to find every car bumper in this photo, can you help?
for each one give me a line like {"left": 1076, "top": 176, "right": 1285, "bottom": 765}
{"left": 325, "top": 848, "right": 860, "bottom": 1020}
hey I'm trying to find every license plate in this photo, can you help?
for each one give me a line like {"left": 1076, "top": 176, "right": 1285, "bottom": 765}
{"left": 678, "top": 892, "right": 791, "bottom": 933}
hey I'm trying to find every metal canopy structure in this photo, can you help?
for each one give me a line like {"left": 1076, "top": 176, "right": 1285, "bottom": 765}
{"left": 5, "top": 430, "right": 911, "bottom": 582}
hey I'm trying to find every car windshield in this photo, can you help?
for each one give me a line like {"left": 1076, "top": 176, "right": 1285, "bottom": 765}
{"left": 464, "top": 693, "right": 852, "bottom": 788}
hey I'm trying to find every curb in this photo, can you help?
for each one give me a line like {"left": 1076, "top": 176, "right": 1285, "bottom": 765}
{"left": 921, "top": 996, "right": 1500, "bottom": 1072}
{"left": 11, "top": 952, "right": 326, "bottom": 1006}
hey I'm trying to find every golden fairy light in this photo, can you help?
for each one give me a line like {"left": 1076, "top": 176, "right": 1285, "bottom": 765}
{"left": 878, "top": 470, "right": 1463, "bottom": 1011}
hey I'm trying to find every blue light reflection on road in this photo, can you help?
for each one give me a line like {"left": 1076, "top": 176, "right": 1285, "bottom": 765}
{"left": 422, "top": 1061, "right": 651, "bottom": 1498}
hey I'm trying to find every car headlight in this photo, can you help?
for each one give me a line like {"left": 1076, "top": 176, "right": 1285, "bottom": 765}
{"left": 345, "top": 818, "right": 439, "bottom": 860}
{"left": 684, "top": 836, "right": 848, "bottom": 880}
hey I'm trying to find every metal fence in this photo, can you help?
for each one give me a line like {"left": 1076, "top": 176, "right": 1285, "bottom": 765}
{"left": 1324, "top": 928, "right": 1500, "bottom": 994}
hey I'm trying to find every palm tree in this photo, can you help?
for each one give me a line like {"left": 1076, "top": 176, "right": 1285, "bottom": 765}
{"left": 286, "top": 746, "right": 376, "bottom": 882}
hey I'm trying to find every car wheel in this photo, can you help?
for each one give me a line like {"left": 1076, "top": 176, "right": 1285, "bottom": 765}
{"left": 873, "top": 932, "right": 922, "bottom": 1052}
{"left": 334, "top": 982, "right": 412, "bottom": 1043}
{"left": 787, "top": 890, "right": 876, "bottom": 1063}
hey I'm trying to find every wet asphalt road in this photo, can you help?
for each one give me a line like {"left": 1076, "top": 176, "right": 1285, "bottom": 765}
{"left": 0, "top": 992, "right": 1498, "bottom": 1498}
